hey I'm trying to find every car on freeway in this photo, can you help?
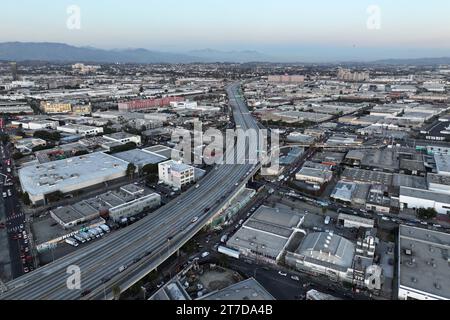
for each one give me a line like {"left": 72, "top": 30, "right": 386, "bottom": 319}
{"left": 278, "top": 271, "right": 287, "bottom": 277}
{"left": 191, "top": 216, "right": 199, "bottom": 223}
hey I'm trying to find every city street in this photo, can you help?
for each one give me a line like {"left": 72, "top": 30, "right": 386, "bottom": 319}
{"left": 0, "top": 137, "right": 30, "bottom": 279}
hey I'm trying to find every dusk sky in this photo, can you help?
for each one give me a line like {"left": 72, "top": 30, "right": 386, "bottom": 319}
{"left": 1, "top": 0, "right": 450, "bottom": 61}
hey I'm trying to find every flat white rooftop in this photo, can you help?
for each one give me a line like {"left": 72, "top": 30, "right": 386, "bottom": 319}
{"left": 399, "top": 225, "right": 450, "bottom": 299}
{"left": 19, "top": 152, "right": 130, "bottom": 199}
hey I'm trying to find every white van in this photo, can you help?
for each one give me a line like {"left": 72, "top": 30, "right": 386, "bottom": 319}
{"left": 65, "top": 238, "right": 79, "bottom": 247}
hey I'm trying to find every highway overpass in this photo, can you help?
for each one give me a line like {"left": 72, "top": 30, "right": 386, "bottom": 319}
{"left": 0, "top": 83, "right": 261, "bottom": 300}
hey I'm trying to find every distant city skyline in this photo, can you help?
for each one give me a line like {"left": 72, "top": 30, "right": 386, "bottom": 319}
{"left": 2, "top": 0, "right": 450, "bottom": 62}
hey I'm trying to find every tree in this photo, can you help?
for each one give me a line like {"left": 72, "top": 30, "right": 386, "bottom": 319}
{"left": 112, "top": 286, "right": 121, "bottom": 300}
{"left": 33, "top": 130, "right": 61, "bottom": 142}
{"left": 416, "top": 208, "right": 437, "bottom": 220}
{"left": 127, "top": 163, "right": 137, "bottom": 179}
{"left": 12, "top": 151, "right": 24, "bottom": 160}
{"left": 0, "top": 133, "right": 10, "bottom": 143}
{"left": 21, "top": 192, "right": 31, "bottom": 206}
{"left": 109, "top": 142, "right": 137, "bottom": 154}
{"left": 141, "top": 163, "right": 158, "bottom": 176}
{"left": 73, "top": 150, "right": 89, "bottom": 156}
{"left": 218, "top": 254, "right": 229, "bottom": 268}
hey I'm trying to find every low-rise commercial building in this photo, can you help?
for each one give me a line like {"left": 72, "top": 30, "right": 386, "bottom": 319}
{"left": 14, "top": 137, "right": 47, "bottom": 153}
{"left": 398, "top": 225, "right": 450, "bottom": 300}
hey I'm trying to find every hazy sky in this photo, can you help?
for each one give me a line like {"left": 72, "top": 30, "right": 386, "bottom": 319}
{"left": 1, "top": 0, "right": 450, "bottom": 61}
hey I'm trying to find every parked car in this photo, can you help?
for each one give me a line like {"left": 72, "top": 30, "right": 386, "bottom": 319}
{"left": 278, "top": 271, "right": 287, "bottom": 277}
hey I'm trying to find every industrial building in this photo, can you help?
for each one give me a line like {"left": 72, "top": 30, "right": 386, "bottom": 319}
{"left": 198, "top": 278, "right": 275, "bottom": 300}
{"left": 0, "top": 102, "right": 33, "bottom": 114}
{"left": 398, "top": 225, "right": 450, "bottom": 300}
{"left": 285, "top": 232, "right": 356, "bottom": 282}
{"left": 399, "top": 187, "right": 450, "bottom": 215}
{"left": 338, "top": 213, "right": 375, "bottom": 229}
{"left": 427, "top": 174, "right": 450, "bottom": 195}
{"left": 331, "top": 181, "right": 357, "bottom": 203}
{"left": 57, "top": 124, "right": 103, "bottom": 137}
{"left": 111, "top": 149, "right": 167, "bottom": 169}
{"left": 11, "top": 119, "right": 59, "bottom": 130}
{"left": 365, "top": 185, "right": 392, "bottom": 213}
{"left": 158, "top": 160, "right": 195, "bottom": 189}
{"left": 50, "top": 184, "right": 160, "bottom": 228}
{"left": 226, "top": 206, "right": 305, "bottom": 264}
{"left": 18, "top": 152, "right": 130, "bottom": 204}
{"left": 434, "top": 153, "right": 450, "bottom": 176}
{"left": 295, "top": 167, "right": 333, "bottom": 186}
{"left": 118, "top": 96, "right": 184, "bottom": 112}
{"left": 103, "top": 131, "right": 142, "bottom": 146}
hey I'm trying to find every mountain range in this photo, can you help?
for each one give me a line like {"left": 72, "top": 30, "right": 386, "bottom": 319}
{"left": 1, "top": 42, "right": 450, "bottom": 65}
{"left": 0, "top": 42, "right": 273, "bottom": 64}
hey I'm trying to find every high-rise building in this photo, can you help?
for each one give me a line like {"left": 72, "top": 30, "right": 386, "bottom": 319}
{"left": 10, "top": 62, "right": 18, "bottom": 81}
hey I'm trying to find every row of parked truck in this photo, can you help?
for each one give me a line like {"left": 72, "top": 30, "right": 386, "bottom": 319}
{"left": 65, "top": 224, "right": 111, "bottom": 247}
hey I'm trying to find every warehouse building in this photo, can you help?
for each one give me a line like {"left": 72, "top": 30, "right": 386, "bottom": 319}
{"left": 112, "top": 149, "right": 168, "bottom": 169}
{"left": 285, "top": 232, "right": 356, "bottom": 283}
{"left": 427, "top": 174, "right": 450, "bottom": 195}
{"left": 434, "top": 153, "right": 450, "bottom": 176}
{"left": 338, "top": 213, "right": 375, "bottom": 229}
{"left": 103, "top": 131, "right": 142, "bottom": 146}
{"left": 11, "top": 119, "right": 59, "bottom": 130}
{"left": 399, "top": 187, "right": 450, "bottom": 215}
{"left": 331, "top": 181, "right": 357, "bottom": 203}
{"left": 18, "top": 152, "right": 130, "bottom": 205}
{"left": 50, "top": 184, "right": 161, "bottom": 228}
{"left": 226, "top": 206, "right": 305, "bottom": 264}
{"left": 295, "top": 167, "right": 333, "bottom": 186}
{"left": 398, "top": 225, "right": 450, "bottom": 300}
{"left": 57, "top": 124, "right": 104, "bottom": 137}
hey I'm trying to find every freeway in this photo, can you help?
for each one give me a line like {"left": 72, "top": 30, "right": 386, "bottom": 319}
{"left": 0, "top": 83, "right": 261, "bottom": 300}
